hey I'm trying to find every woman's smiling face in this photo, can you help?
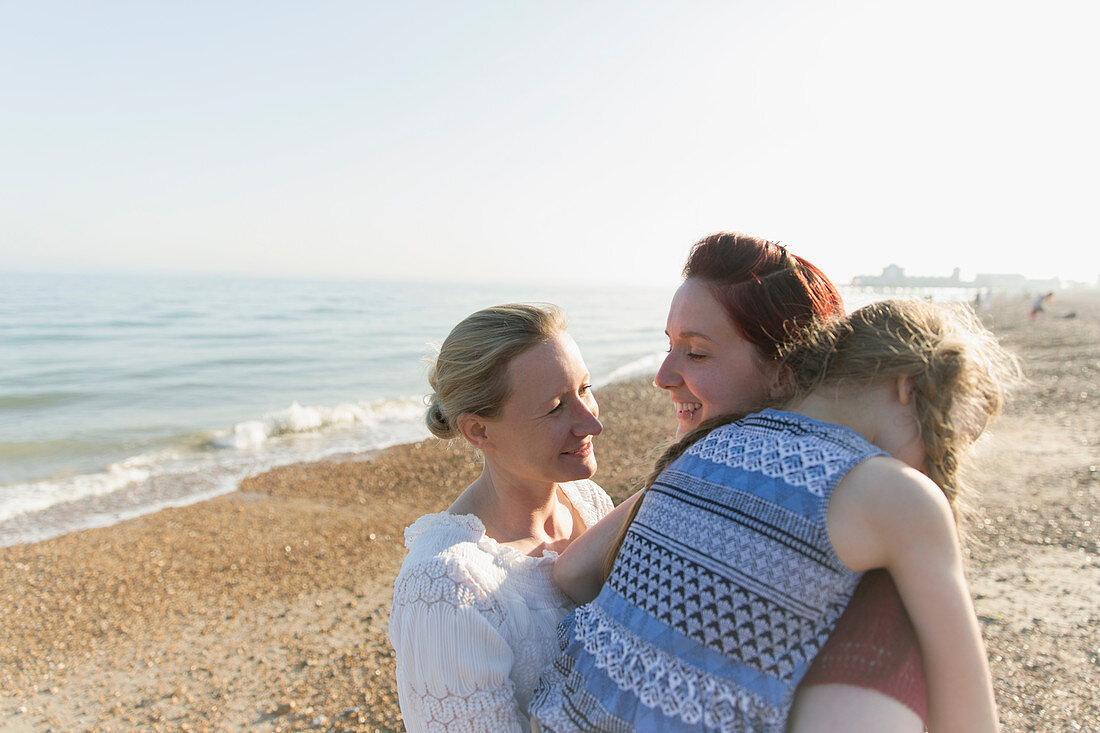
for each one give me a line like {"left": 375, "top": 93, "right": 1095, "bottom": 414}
{"left": 655, "top": 278, "right": 779, "bottom": 438}
{"left": 481, "top": 332, "right": 603, "bottom": 486}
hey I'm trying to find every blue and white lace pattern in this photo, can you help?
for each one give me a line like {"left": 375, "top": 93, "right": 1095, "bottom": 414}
{"left": 532, "top": 603, "right": 784, "bottom": 733}
{"left": 686, "top": 410, "right": 878, "bottom": 498}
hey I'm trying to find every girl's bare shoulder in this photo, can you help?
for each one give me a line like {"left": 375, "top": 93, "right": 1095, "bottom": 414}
{"left": 839, "top": 456, "right": 952, "bottom": 520}
{"left": 829, "top": 456, "right": 957, "bottom": 571}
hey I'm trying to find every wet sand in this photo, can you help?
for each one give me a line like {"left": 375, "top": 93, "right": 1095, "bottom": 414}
{"left": 1, "top": 293, "right": 1097, "bottom": 731}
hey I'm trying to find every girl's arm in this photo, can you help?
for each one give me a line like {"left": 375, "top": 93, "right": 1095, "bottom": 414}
{"left": 553, "top": 489, "right": 645, "bottom": 603}
{"left": 828, "top": 458, "right": 999, "bottom": 733}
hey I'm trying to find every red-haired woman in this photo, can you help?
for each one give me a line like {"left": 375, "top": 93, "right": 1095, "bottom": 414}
{"left": 657, "top": 233, "right": 926, "bottom": 730}
{"left": 553, "top": 233, "right": 928, "bottom": 731}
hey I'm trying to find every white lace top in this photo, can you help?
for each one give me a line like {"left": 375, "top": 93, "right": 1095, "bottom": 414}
{"left": 389, "top": 479, "right": 613, "bottom": 733}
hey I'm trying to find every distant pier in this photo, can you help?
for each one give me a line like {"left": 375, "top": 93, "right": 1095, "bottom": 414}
{"left": 851, "top": 264, "right": 1063, "bottom": 293}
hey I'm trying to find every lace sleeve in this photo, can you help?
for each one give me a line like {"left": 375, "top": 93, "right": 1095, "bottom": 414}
{"left": 563, "top": 479, "right": 614, "bottom": 528}
{"left": 389, "top": 557, "right": 527, "bottom": 733}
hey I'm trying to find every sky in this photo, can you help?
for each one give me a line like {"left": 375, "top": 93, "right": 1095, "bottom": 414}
{"left": 2, "top": 1, "right": 1097, "bottom": 287}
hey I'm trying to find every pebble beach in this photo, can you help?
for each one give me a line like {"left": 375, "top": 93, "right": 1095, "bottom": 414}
{"left": 1, "top": 293, "right": 1097, "bottom": 732}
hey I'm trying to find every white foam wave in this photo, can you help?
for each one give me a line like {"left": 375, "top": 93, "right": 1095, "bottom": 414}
{"left": 0, "top": 396, "right": 430, "bottom": 538}
{"left": 212, "top": 397, "right": 425, "bottom": 450}
{"left": 2, "top": 361, "right": 680, "bottom": 543}
{"left": 0, "top": 449, "right": 179, "bottom": 524}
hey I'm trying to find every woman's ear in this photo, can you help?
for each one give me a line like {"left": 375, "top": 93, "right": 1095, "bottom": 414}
{"left": 767, "top": 362, "right": 796, "bottom": 401}
{"left": 896, "top": 374, "right": 915, "bottom": 406}
{"left": 455, "top": 413, "right": 493, "bottom": 450}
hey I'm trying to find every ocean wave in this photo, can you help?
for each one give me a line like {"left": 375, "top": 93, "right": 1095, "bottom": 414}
{"left": 0, "top": 391, "right": 89, "bottom": 410}
{"left": 0, "top": 450, "right": 176, "bottom": 524}
{"left": 0, "top": 274, "right": 684, "bottom": 543}
{"left": 210, "top": 397, "right": 426, "bottom": 450}
{"left": 0, "top": 396, "right": 432, "bottom": 539}
{"left": 2, "top": 330, "right": 103, "bottom": 344}
{"left": 152, "top": 310, "right": 205, "bottom": 320}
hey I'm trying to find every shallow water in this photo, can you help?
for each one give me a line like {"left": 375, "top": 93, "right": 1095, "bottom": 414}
{"left": 0, "top": 273, "right": 977, "bottom": 546}
{"left": 0, "top": 273, "right": 675, "bottom": 545}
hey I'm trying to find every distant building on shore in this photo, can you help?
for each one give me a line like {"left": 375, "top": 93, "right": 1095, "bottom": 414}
{"left": 851, "top": 264, "right": 966, "bottom": 288}
{"left": 851, "top": 265, "right": 1067, "bottom": 293}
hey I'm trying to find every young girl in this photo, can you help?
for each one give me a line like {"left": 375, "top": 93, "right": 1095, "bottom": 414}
{"left": 529, "top": 299, "right": 1019, "bottom": 733}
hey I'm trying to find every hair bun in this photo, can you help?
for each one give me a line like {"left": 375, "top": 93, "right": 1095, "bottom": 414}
{"left": 425, "top": 303, "right": 567, "bottom": 445}
{"left": 425, "top": 395, "right": 455, "bottom": 439}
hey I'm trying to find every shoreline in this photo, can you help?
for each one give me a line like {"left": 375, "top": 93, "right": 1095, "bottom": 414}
{"left": 0, "top": 287, "right": 1057, "bottom": 549}
{"left": 1, "top": 294, "right": 1097, "bottom": 730}
{"left": 3, "top": 280, "right": 1034, "bottom": 548}
{"left": 0, "top": 368, "right": 664, "bottom": 551}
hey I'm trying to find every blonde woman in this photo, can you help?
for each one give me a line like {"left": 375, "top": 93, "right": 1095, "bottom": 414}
{"left": 389, "top": 304, "right": 613, "bottom": 732}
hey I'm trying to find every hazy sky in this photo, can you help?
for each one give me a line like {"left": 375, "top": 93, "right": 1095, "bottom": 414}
{"left": 3, "top": 1, "right": 1097, "bottom": 286}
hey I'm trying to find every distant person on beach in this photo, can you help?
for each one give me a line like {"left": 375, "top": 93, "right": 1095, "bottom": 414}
{"left": 1030, "top": 291, "right": 1054, "bottom": 319}
{"left": 388, "top": 304, "right": 613, "bottom": 732}
{"left": 531, "top": 298, "right": 1018, "bottom": 732}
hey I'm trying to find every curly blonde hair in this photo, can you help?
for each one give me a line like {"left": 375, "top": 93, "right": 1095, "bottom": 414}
{"left": 781, "top": 299, "right": 1021, "bottom": 521}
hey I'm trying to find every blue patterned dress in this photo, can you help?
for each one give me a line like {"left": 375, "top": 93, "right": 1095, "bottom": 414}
{"left": 530, "top": 409, "right": 888, "bottom": 732}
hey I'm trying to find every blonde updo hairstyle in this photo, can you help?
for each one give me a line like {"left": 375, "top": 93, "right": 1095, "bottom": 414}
{"left": 426, "top": 303, "right": 568, "bottom": 441}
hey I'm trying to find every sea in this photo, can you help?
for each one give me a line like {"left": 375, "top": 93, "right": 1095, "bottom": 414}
{"left": 0, "top": 272, "right": 978, "bottom": 547}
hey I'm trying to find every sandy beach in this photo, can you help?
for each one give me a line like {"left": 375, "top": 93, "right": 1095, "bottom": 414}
{"left": 1, "top": 293, "right": 1096, "bottom": 732}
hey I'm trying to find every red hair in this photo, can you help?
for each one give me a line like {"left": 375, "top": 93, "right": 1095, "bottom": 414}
{"left": 683, "top": 232, "right": 844, "bottom": 359}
